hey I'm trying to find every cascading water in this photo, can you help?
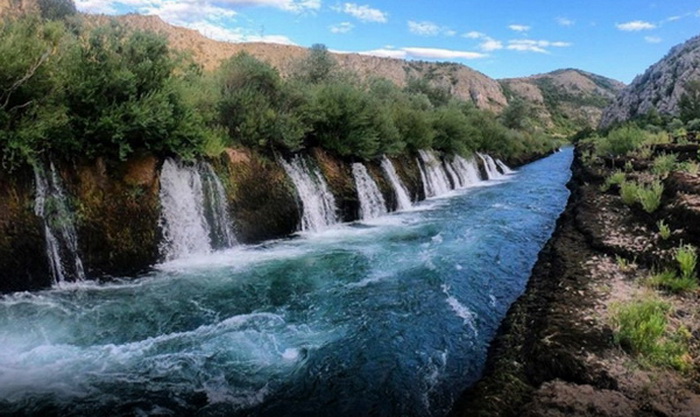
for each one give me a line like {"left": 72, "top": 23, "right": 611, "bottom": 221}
{"left": 496, "top": 159, "right": 515, "bottom": 175}
{"left": 159, "top": 159, "right": 212, "bottom": 261}
{"left": 477, "top": 153, "right": 504, "bottom": 180}
{"left": 201, "top": 163, "right": 236, "bottom": 248}
{"left": 351, "top": 163, "right": 388, "bottom": 220}
{"left": 33, "top": 162, "right": 86, "bottom": 284}
{"left": 442, "top": 160, "right": 461, "bottom": 189}
{"left": 280, "top": 155, "right": 339, "bottom": 232}
{"left": 380, "top": 156, "right": 412, "bottom": 211}
{"left": 452, "top": 155, "right": 484, "bottom": 186}
{"left": 418, "top": 150, "right": 452, "bottom": 197}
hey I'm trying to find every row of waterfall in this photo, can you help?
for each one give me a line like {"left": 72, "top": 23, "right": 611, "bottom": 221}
{"left": 31, "top": 151, "right": 512, "bottom": 283}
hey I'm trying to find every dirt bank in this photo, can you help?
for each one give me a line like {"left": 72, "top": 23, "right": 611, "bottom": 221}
{"left": 453, "top": 146, "right": 700, "bottom": 416}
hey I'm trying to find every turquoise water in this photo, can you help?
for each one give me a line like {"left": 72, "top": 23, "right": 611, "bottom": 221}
{"left": 0, "top": 149, "right": 572, "bottom": 417}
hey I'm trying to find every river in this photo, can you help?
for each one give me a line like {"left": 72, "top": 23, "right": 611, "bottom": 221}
{"left": 0, "top": 148, "right": 572, "bottom": 417}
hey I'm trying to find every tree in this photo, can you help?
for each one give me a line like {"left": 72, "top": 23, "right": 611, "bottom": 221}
{"left": 294, "top": 43, "right": 337, "bottom": 85}
{"left": 37, "top": 0, "right": 77, "bottom": 20}
{"left": 218, "top": 52, "right": 308, "bottom": 151}
{"left": 499, "top": 98, "right": 532, "bottom": 130}
{"left": 679, "top": 80, "right": 700, "bottom": 124}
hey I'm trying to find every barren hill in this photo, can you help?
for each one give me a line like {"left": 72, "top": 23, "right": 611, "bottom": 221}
{"left": 500, "top": 69, "right": 625, "bottom": 134}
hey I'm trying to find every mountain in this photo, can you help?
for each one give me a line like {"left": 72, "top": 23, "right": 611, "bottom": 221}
{"left": 500, "top": 69, "right": 625, "bottom": 134}
{"left": 600, "top": 35, "right": 700, "bottom": 128}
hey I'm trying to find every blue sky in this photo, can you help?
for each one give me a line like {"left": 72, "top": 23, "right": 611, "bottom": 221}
{"left": 75, "top": 0, "right": 700, "bottom": 83}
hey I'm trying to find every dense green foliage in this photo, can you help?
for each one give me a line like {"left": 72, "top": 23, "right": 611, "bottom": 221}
{"left": 0, "top": 7, "right": 559, "bottom": 171}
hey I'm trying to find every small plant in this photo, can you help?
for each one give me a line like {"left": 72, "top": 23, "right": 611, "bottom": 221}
{"left": 616, "top": 255, "right": 635, "bottom": 272}
{"left": 637, "top": 145, "right": 653, "bottom": 160}
{"left": 675, "top": 244, "right": 697, "bottom": 280}
{"left": 619, "top": 181, "right": 639, "bottom": 206}
{"left": 652, "top": 154, "right": 678, "bottom": 177}
{"left": 600, "top": 170, "right": 626, "bottom": 192}
{"left": 624, "top": 161, "right": 634, "bottom": 172}
{"left": 657, "top": 220, "right": 671, "bottom": 240}
{"left": 611, "top": 296, "right": 690, "bottom": 370}
{"left": 645, "top": 269, "right": 697, "bottom": 294}
{"left": 637, "top": 181, "right": 664, "bottom": 213}
{"left": 679, "top": 161, "right": 700, "bottom": 175}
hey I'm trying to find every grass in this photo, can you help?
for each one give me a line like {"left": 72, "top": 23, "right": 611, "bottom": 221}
{"left": 657, "top": 220, "right": 671, "bottom": 240}
{"left": 611, "top": 296, "right": 691, "bottom": 371}
{"left": 637, "top": 181, "right": 664, "bottom": 213}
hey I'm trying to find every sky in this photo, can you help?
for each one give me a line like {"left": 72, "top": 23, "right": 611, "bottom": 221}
{"left": 74, "top": 0, "right": 700, "bottom": 84}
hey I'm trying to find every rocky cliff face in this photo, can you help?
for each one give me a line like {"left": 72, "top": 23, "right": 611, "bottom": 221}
{"left": 600, "top": 35, "right": 700, "bottom": 128}
{"left": 500, "top": 69, "right": 625, "bottom": 134}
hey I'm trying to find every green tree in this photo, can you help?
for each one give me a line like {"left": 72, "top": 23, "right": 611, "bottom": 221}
{"left": 218, "top": 52, "right": 308, "bottom": 152}
{"left": 0, "top": 17, "right": 67, "bottom": 169}
{"left": 499, "top": 98, "right": 532, "bottom": 130}
{"left": 37, "top": 0, "right": 77, "bottom": 20}
{"left": 294, "top": 43, "right": 337, "bottom": 85}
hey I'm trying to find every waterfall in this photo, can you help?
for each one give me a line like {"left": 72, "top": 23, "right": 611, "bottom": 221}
{"left": 352, "top": 163, "right": 388, "bottom": 220}
{"left": 380, "top": 156, "right": 412, "bottom": 211}
{"left": 477, "top": 153, "right": 505, "bottom": 180}
{"left": 442, "top": 160, "right": 462, "bottom": 189}
{"left": 200, "top": 163, "right": 236, "bottom": 249}
{"left": 418, "top": 150, "right": 452, "bottom": 197}
{"left": 33, "top": 162, "right": 86, "bottom": 284}
{"left": 281, "top": 155, "right": 339, "bottom": 232}
{"left": 496, "top": 159, "right": 515, "bottom": 175}
{"left": 452, "top": 155, "right": 484, "bottom": 186}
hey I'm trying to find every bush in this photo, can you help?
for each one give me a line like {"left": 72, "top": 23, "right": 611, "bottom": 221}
{"left": 597, "top": 125, "right": 646, "bottom": 156}
{"left": 612, "top": 297, "right": 690, "bottom": 370}
{"left": 601, "top": 170, "right": 626, "bottom": 192}
{"left": 637, "top": 181, "right": 664, "bottom": 213}
{"left": 645, "top": 270, "right": 697, "bottom": 294}
{"left": 652, "top": 154, "right": 678, "bottom": 177}
{"left": 619, "top": 181, "right": 640, "bottom": 206}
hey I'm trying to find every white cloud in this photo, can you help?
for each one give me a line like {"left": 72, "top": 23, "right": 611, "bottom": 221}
{"left": 75, "top": 0, "right": 117, "bottom": 14}
{"left": 508, "top": 24, "right": 530, "bottom": 32}
{"left": 616, "top": 20, "right": 657, "bottom": 31}
{"left": 480, "top": 38, "right": 503, "bottom": 51}
{"left": 407, "top": 20, "right": 455, "bottom": 37}
{"left": 217, "top": 0, "right": 320, "bottom": 13}
{"left": 408, "top": 20, "right": 440, "bottom": 36}
{"left": 336, "top": 3, "right": 388, "bottom": 23}
{"left": 330, "top": 22, "right": 354, "bottom": 33}
{"left": 556, "top": 17, "right": 574, "bottom": 26}
{"left": 645, "top": 36, "right": 662, "bottom": 44}
{"left": 463, "top": 31, "right": 485, "bottom": 39}
{"left": 141, "top": 2, "right": 236, "bottom": 24}
{"left": 358, "top": 48, "right": 407, "bottom": 59}
{"left": 402, "top": 47, "right": 487, "bottom": 60}
{"left": 507, "top": 39, "right": 571, "bottom": 54}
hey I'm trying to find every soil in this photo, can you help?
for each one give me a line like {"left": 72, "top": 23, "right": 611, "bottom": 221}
{"left": 452, "top": 144, "right": 700, "bottom": 417}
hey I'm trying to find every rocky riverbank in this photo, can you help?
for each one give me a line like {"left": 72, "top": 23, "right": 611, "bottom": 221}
{"left": 453, "top": 144, "right": 700, "bottom": 416}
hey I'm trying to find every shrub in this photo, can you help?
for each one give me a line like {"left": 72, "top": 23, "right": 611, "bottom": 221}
{"left": 601, "top": 170, "right": 626, "bottom": 192}
{"left": 651, "top": 154, "right": 677, "bottom": 177}
{"left": 637, "top": 181, "right": 664, "bottom": 213}
{"left": 597, "top": 125, "right": 646, "bottom": 156}
{"left": 611, "top": 297, "right": 690, "bottom": 370}
{"left": 620, "top": 181, "right": 640, "bottom": 206}
{"left": 645, "top": 270, "right": 697, "bottom": 294}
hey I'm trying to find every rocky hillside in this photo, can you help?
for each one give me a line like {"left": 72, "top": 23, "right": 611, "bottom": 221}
{"left": 91, "top": 14, "right": 509, "bottom": 113}
{"left": 600, "top": 35, "right": 700, "bottom": 128}
{"left": 500, "top": 69, "right": 625, "bottom": 134}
